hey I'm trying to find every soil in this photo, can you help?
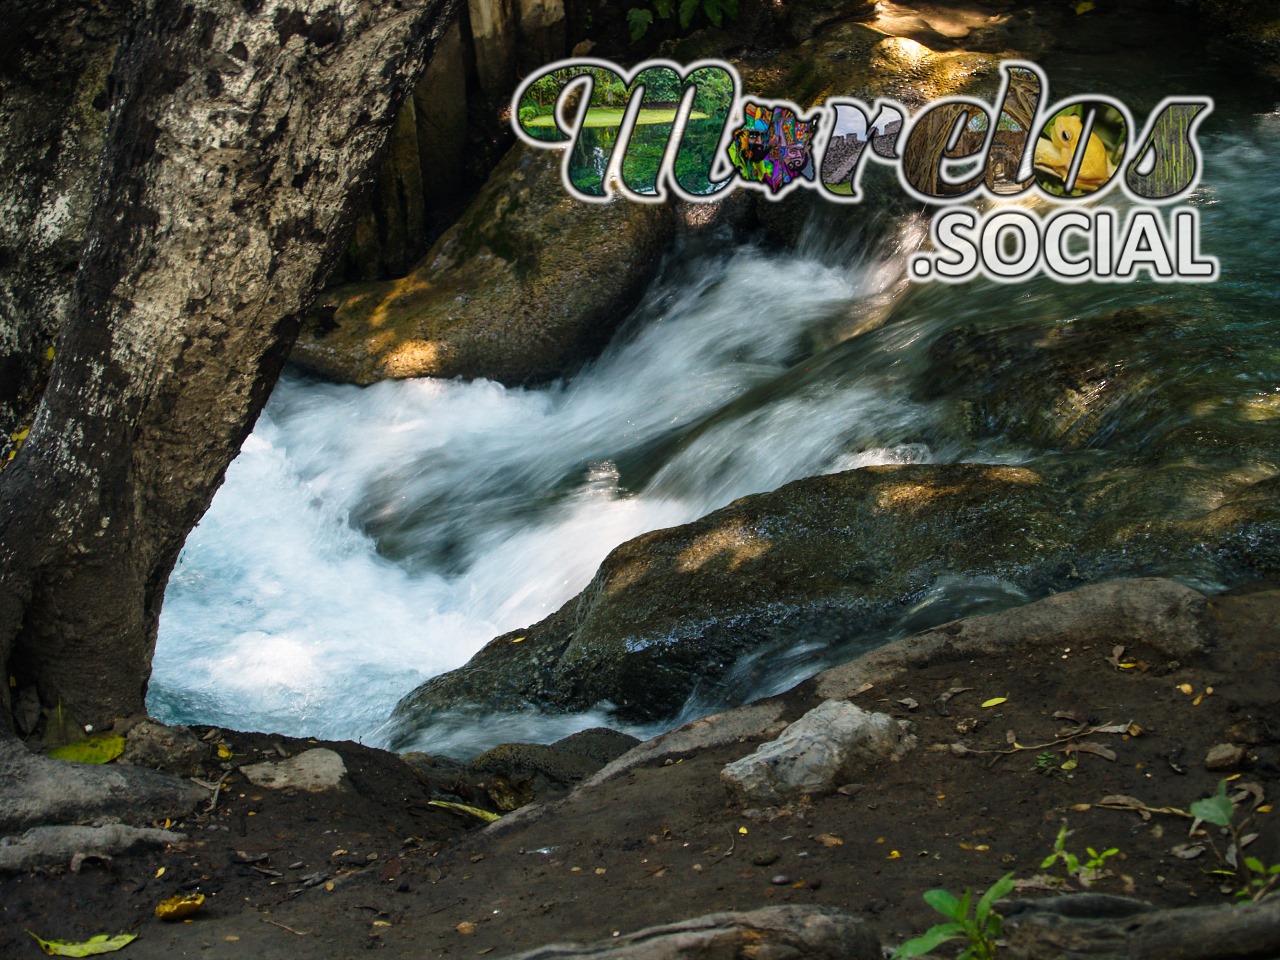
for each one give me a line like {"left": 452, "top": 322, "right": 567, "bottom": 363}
{"left": 3, "top": 581, "right": 1279, "bottom": 958}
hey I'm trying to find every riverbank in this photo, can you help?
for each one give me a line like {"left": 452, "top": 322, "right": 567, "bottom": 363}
{"left": 5, "top": 575, "right": 1277, "bottom": 958}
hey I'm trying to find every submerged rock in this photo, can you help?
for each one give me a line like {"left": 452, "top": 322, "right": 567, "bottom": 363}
{"left": 721, "top": 699, "right": 915, "bottom": 805}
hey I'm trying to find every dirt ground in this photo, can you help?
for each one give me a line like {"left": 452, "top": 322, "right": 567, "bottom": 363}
{"left": 3, "top": 581, "right": 1279, "bottom": 959}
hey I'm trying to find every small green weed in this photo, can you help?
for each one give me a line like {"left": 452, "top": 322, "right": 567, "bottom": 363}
{"left": 1192, "top": 779, "right": 1280, "bottom": 902}
{"left": 891, "top": 872, "right": 1015, "bottom": 960}
{"left": 1040, "top": 823, "right": 1118, "bottom": 887}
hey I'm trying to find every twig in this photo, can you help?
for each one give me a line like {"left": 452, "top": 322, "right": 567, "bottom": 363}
{"left": 196, "top": 769, "right": 233, "bottom": 813}
{"left": 262, "top": 918, "right": 309, "bottom": 935}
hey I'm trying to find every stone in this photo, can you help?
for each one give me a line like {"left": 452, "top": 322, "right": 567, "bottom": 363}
{"left": 119, "top": 720, "right": 209, "bottom": 777}
{"left": 1204, "top": 743, "right": 1246, "bottom": 772}
{"left": 240, "top": 748, "right": 348, "bottom": 792}
{"left": 0, "top": 825, "right": 183, "bottom": 873}
{"left": 720, "top": 700, "right": 916, "bottom": 806}
{"left": 292, "top": 143, "right": 676, "bottom": 386}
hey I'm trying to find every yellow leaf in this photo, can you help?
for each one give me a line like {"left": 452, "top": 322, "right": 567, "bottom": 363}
{"left": 1258, "top": 805, "right": 1273, "bottom": 813}
{"left": 814, "top": 833, "right": 844, "bottom": 847}
{"left": 46, "top": 346, "right": 56, "bottom": 361}
{"left": 48, "top": 734, "right": 126, "bottom": 765}
{"left": 155, "top": 893, "right": 205, "bottom": 921}
{"left": 1075, "top": 1, "right": 1095, "bottom": 13}
{"left": 511, "top": 636, "right": 525, "bottom": 643}
{"left": 372, "top": 921, "right": 391, "bottom": 927}
{"left": 1061, "top": 758, "right": 1078, "bottom": 771}
{"left": 1178, "top": 683, "right": 1194, "bottom": 695}
{"left": 887, "top": 850, "right": 901, "bottom": 859}
{"left": 26, "top": 933, "right": 137, "bottom": 957}
{"left": 981, "top": 697, "right": 1007, "bottom": 708}
{"left": 217, "top": 743, "right": 232, "bottom": 759}
{"left": 427, "top": 800, "right": 501, "bottom": 822}
{"left": 738, "top": 827, "right": 748, "bottom": 835}
{"left": 154, "top": 867, "right": 165, "bottom": 878}
{"left": 12, "top": 427, "right": 29, "bottom": 443}
{"left": 324, "top": 881, "right": 334, "bottom": 892}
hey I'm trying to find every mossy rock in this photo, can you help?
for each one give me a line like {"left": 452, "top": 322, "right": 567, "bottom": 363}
{"left": 292, "top": 143, "right": 677, "bottom": 386}
{"left": 388, "top": 456, "right": 1280, "bottom": 737}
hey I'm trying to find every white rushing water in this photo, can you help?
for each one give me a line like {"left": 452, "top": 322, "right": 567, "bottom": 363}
{"left": 151, "top": 110, "right": 1280, "bottom": 750}
{"left": 149, "top": 230, "right": 940, "bottom": 744}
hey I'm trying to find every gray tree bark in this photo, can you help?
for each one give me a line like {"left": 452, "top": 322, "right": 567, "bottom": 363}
{"left": 0, "top": 0, "right": 460, "bottom": 734}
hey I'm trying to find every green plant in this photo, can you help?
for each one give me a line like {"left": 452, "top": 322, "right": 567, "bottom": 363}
{"left": 627, "top": 0, "right": 739, "bottom": 40}
{"left": 891, "top": 872, "right": 1015, "bottom": 960}
{"left": 1033, "top": 751, "right": 1057, "bottom": 775}
{"left": 1191, "top": 779, "right": 1279, "bottom": 902}
{"left": 1040, "top": 823, "right": 1118, "bottom": 887}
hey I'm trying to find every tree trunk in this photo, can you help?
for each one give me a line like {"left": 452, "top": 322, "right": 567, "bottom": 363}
{"left": 0, "top": 0, "right": 460, "bottom": 735}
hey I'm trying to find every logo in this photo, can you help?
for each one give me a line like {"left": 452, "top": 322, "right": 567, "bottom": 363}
{"left": 512, "top": 59, "right": 1217, "bottom": 284}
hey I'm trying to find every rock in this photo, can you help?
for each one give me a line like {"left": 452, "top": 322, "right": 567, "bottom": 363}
{"left": 0, "top": 735, "right": 202, "bottom": 835}
{"left": 720, "top": 700, "right": 915, "bottom": 806}
{"left": 1204, "top": 743, "right": 1246, "bottom": 772}
{"left": 240, "top": 748, "right": 348, "bottom": 792}
{"left": 816, "top": 578, "right": 1210, "bottom": 700}
{"left": 119, "top": 720, "right": 209, "bottom": 777}
{"left": 552, "top": 728, "right": 642, "bottom": 766}
{"left": 292, "top": 143, "right": 677, "bottom": 386}
{"left": 492, "top": 905, "right": 880, "bottom": 960}
{"left": 0, "top": 824, "right": 183, "bottom": 873}
{"left": 390, "top": 450, "right": 1280, "bottom": 736}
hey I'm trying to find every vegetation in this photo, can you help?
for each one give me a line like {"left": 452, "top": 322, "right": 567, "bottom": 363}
{"left": 627, "top": 0, "right": 739, "bottom": 40}
{"left": 891, "top": 873, "right": 1015, "bottom": 960}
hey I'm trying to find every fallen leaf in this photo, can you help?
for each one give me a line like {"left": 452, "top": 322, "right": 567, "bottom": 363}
{"left": 1075, "top": 1, "right": 1095, "bottom": 13}
{"left": 155, "top": 893, "right": 205, "bottom": 921}
{"left": 427, "top": 800, "right": 501, "bottom": 823}
{"left": 1060, "top": 758, "right": 1078, "bottom": 772}
{"left": 217, "top": 743, "right": 233, "bottom": 760}
{"left": 1066, "top": 742, "right": 1118, "bottom": 762}
{"left": 456, "top": 922, "right": 477, "bottom": 935}
{"left": 26, "top": 933, "right": 137, "bottom": 957}
{"left": 813, "top": 834, "right": 844, "bottom": 847}
{"left": 1171, "top": 844, "right": 1206, "bottom": 859}
{"left": 1071, "top": 803, "right": 1092, "bottom": 812}
{"left": 852, "top": 682, "right": 874, "bottom": 697}
{"left": 1178, "top": 683, "right": 1194, "bottom": 695}
{"left": 887, "top": 850, "right": 900, "bottom": 859}
{"left": 154, "top": 867, "right": 165, "bottom": 879}
{"left": 981, "top": 697, "right": 1007, "bottom": 709}
{"left": 739, "top": 827, "right": 748, "bottom": 835}
{"left": 897, "top": 698, "right": 919, "bottom": 711}
{"left": 511, "top": 636, "right": 525, "bottom": 643}
{"left": 1053, "top": 710, "right": 1084, "bottom": 724}
{"left": 47, "top": 734, "right": 126, "bottom": 765}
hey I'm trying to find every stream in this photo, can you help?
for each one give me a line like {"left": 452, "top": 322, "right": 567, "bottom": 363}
{"left": 148, "top": 48, "right": 1280, "bottom": 755}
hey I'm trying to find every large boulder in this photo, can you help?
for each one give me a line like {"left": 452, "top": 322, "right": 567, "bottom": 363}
{"left": 387, "top": 457, "right": 1280, "bottom": 739}
{"left": 292, "top": 142, "right": 678, "bottom": 385}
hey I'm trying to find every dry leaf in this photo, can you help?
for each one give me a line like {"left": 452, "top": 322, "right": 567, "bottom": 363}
{"left": 1171, "top": 844, "right": 1205, "bottom": 859}
{"left": 813, "top": 834, "right": 844, "bottom": 847}
{"left": 26, "top": 933, "right": 137, "bottom": 957}
{"left": 1066, "top": 742, "right": 1118, "bottom": 762}
{"left": 897, "top": 698, "right": 919, "bottom": 711}
{"left": 455, "top": 922, "right": 477, "bottom": 936}
{"left": 155, "top": 893, "right": 205, "bottom": 921}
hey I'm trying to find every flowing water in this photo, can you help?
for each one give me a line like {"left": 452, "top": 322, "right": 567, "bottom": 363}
{"left": 149, "top": 54, "right": 1280, "bottom": 754}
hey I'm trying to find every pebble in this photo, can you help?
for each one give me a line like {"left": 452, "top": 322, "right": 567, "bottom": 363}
{"left": 770, "top": 874, "right": 791, "bottom": 885}
{"left": 1204, "top": 743, "right": 1245, "bottom": 771}
{"left": 752, "top": 850, "right": 780, "bottom": 867}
